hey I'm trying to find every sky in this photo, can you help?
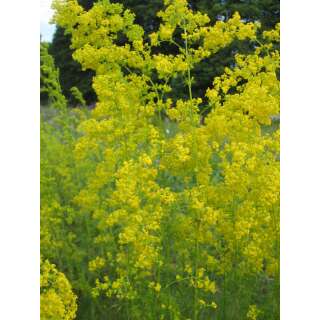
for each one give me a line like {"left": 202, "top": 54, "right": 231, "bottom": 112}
{"left": 40, "top": 0, "right": 55, "bottom": 42}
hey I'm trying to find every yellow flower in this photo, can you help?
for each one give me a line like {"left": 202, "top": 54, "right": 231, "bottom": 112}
{"left": 154, "top": 283, "right": 161, "bottom": 292}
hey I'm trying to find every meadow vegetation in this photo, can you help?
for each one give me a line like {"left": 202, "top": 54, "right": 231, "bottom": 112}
{"left": 40, "top": 1, "right": 280, "bottom": 319}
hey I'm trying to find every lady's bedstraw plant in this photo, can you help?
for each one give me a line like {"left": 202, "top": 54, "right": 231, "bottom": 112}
{"left": 47, "top": 0, "right": 280, "bottom": 318}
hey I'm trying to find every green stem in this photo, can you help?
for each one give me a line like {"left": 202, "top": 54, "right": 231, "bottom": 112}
{"left": 164, "top": 276, "right": 192, "bottom": 290}
{"left": 148, "top": 77, "right": 163, "bottom": 125}
{"left": 184, "top": 26, "right": 193, "bottom": 101}
{"left": 193, "top": 222, "right": 200, "bottom": 320}
{"left": 126, "top": 246, "right": 131, "bottom": 320}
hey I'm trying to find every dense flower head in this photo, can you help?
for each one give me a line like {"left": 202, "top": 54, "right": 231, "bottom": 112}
{"left": 40, "top": 258, "right": 77, "bottom": 320}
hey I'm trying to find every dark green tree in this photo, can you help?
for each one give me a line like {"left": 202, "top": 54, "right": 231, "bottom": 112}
{"left": 191, "top": 0, "right": 279, "bottom": 29}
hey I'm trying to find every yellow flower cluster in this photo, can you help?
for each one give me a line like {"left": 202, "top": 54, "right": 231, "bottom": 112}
{"left": 40, "top": 258, "right": 77, "bottom": 320}
{"left": 246, "top": 304, "right": 261, "bottom": 320}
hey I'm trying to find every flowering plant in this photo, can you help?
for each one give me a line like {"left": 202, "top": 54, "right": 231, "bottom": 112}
{"left": 41, "top": 1, "right": 280, "bottom": 318}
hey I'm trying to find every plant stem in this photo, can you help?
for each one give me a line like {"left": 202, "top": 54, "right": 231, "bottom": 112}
{"left": 184, "top": 26, "right": 193, "bottom": 101}
{"left": 193, "top": 222, "right": 200, "bottom": 320}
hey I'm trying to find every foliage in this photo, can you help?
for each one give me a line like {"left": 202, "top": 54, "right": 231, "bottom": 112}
{"left": 40, "top": 105, "right": 101, "bottom": 318}
{"left": 70, "top": 86, "right": 86, "bottom": 106}
{"left": 41, "top": 1, "right": 280, "bottom": 319}
{"left": 192, "top": 0, "right": 279, "bottom": 29}
{"left": 40, "top": 42, "right": 66, "bottom": 109}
